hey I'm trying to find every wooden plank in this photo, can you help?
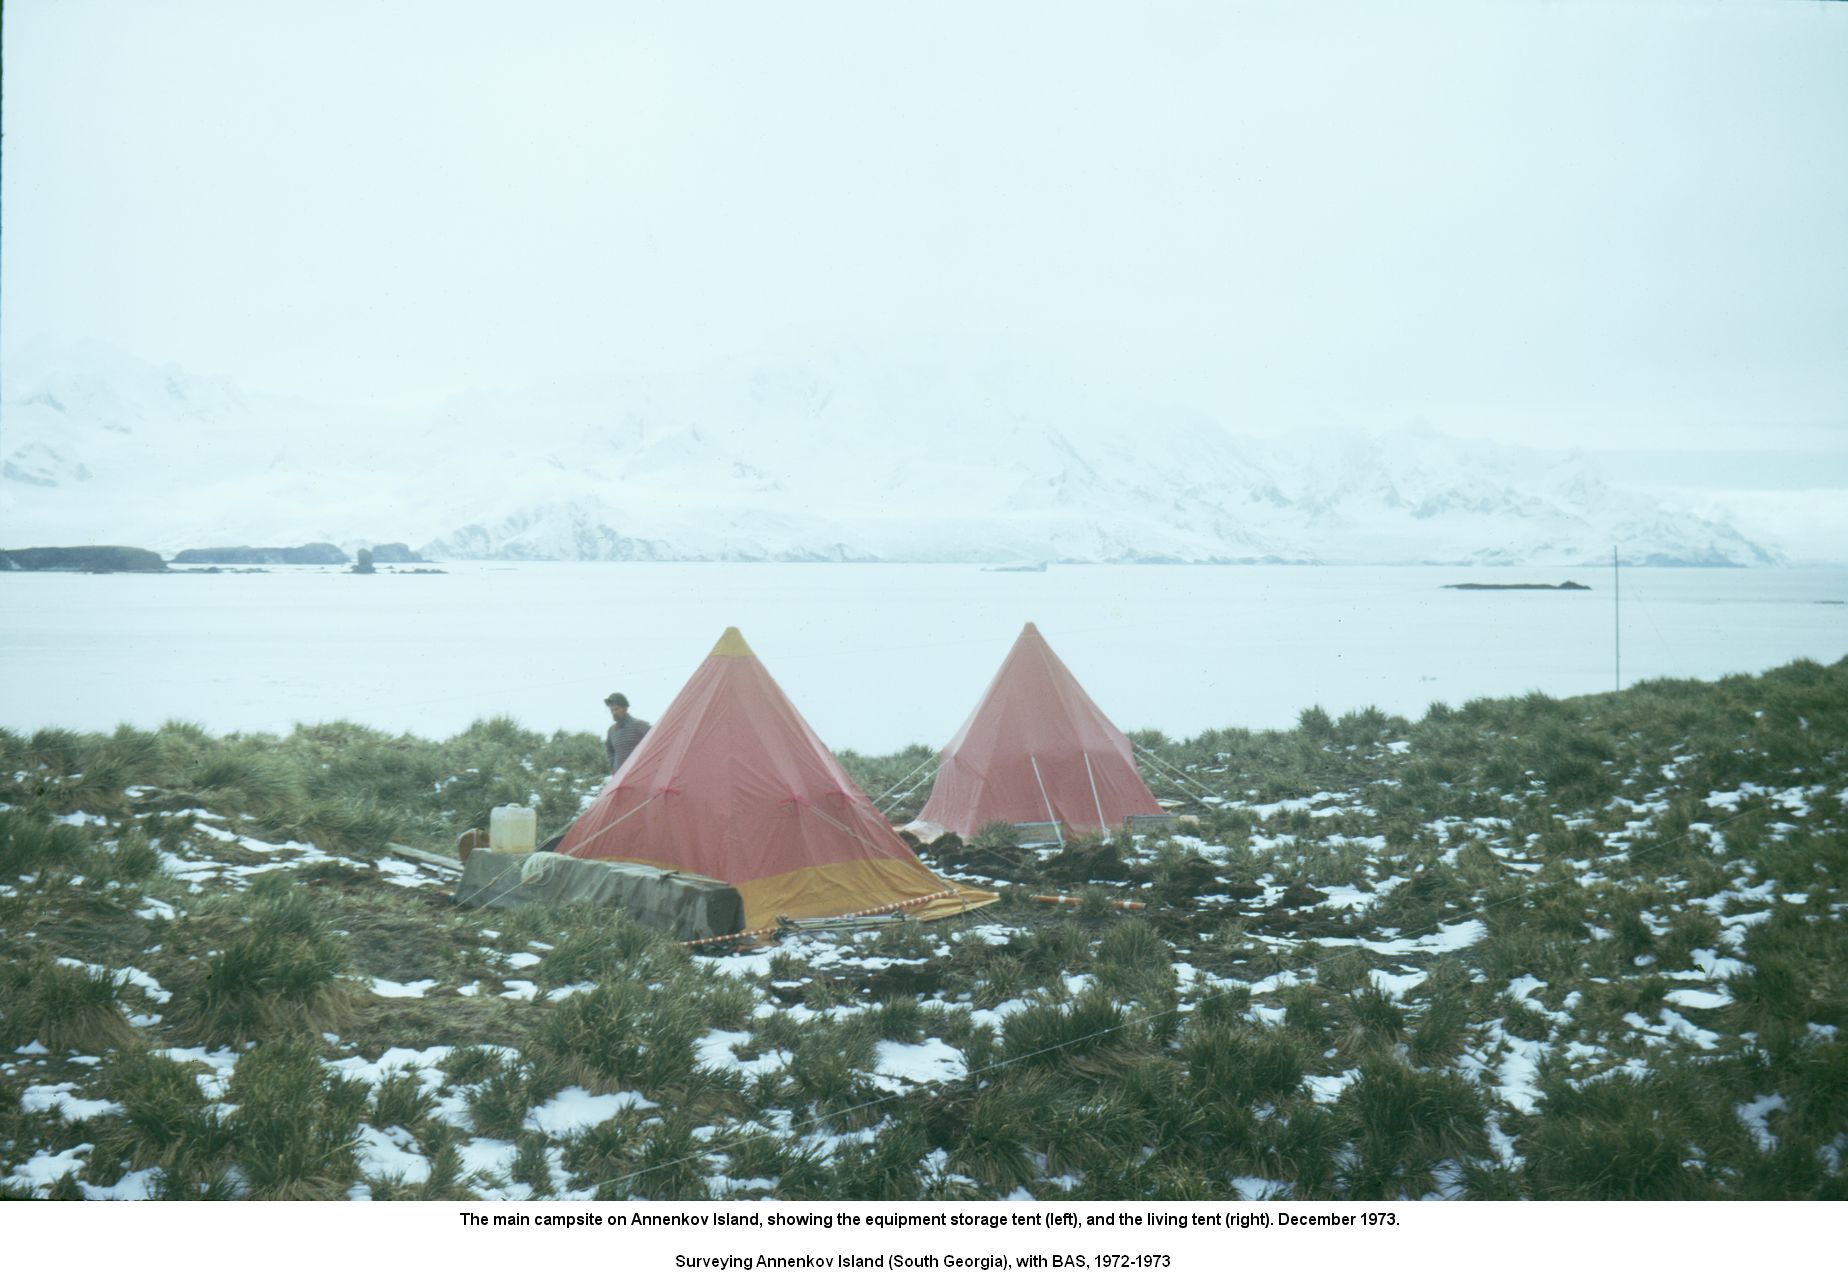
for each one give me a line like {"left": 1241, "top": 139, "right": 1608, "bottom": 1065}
{"left": 383, "top": 842, "right": 464, "bottom": 875}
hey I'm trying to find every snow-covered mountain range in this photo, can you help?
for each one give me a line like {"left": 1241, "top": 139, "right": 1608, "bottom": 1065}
{"left": 0, "top": 342, "right": 1791, "bottom": 566}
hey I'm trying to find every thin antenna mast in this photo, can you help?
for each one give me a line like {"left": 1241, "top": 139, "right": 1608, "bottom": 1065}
{"left": 1613, "top": 545, "right": 1620, "bottom": 693}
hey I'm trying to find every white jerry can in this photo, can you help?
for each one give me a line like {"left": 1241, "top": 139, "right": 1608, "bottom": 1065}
{"left": 488, "top": 804, "right": 537, "bottom": 855}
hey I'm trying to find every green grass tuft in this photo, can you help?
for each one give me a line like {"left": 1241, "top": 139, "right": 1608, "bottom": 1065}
{"left": 0, "top": 956, "right": 137, "bottom": 1053}
{"left": 225, "top": 1037, "right": 369, "bottom": 1200}
{"left": 531, "top": 979, "right": 703, "bottom": 1096}
{"left": 170, "top": 875, "right": 353, "bottom": 1045}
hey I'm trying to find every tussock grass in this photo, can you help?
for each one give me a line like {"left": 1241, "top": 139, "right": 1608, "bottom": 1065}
{"left": 290, "top": 793, "right": 403, "bottom": 856}
{"left": 559, "top": 1110, "right": 650, "bottom": 1199}
{"left": 1260, "top": 1103, "right": 1342, "bottom": 1199}
{"left": 626, "top": 1115, "right": 714, "bottom": 1201}
{"left": 1180, "top": 1020, "right": 1307, "bottom": 1107}
{"left": 1337, "top": 1061, "right": 1491, "bottom": 1199}
{"left": 970, "top": 820, "right": 1021, "bottom": 851}
{"left": 533, "top": 905, "right": 686, "bottom": 988}
{"left": 1725, "top": 903, "right": 1848, "bottom": 1054}
{"left": 24, "top": 727, "right": 86, "bottom": 776}
{"left": 370, "top": 1066, "right": 438, "bottom": 1132}
{"left": 827, "top": 1114, "right": 931, "bottom": 1200}
{"left": 466, "top": 1054, "right": 546, "bottom": 1139}
{"left": 1519, "top": 1072, "right": 1710, "bottom": 1200}
{"left": 967, "top": 953, "right": 1032, "bottom": 1009}
{"left": 10, "top": 713, "right": 613, "bottom": 858}
{"left": 1091, "top": 950, "right": 1179, "bottom": 1043}
{"left": 188, "top": 746, "right": 304, "bottom": 819}
{"left": 1407, "top": 990, "right": 1471, "bottom": 1066}
{"left": 868, "top": 994, "right": 927, "bottom": 1042}
{"left": 511, "top": 1130, "right": 555, "bottom": 1197}
{"left": 937, "top": 1079, "right": 1044, "bottom": 1193}
{"left": 398, "top": 1125, "right": 473, "bottom": 1199}
{"left": 102, "top": 827, "right": 163, "bottom": 882}
{"left": 224, "top": 1037, "right": 369, "bottom": 1199}
{"left": 1313, "top": 947, "right": 1373, "bottom": 994}
{"left": 439, "top": 1043, "right": 507, "bottom": 1089}
{"left": 700, "top": 973, "right": 759, "bottom": 1031}
{"left": 0, "top": 1074, "right": 40, "bottom": 1171}
{"left": 4, "top": 657, "right": 1845, "bottom": 1201}
{"left": 1346, "top": 986, "right": 1407, "bottom": 1046}
{"left": 0, "top": 956, "right": 137, "bottom": 1053}
{"left": 780, "top": 1016, "right": 883, "bottom": 1129}
{"left": 169, "top": 874, "right": 353, "bottom": 1044}
{"left": 713, "top": 1127, "right": 833, "bottom": 1199}
{"left": 0, "top": 807, "right": 90, "bottom": 877}
{"left": 780, "top": 1043, "right": 877, "bottom": 1127}
{"left": 1280, "top": 982, "right": 1336, "bottom": 1036}
{"left": 530, "top": 978, "right": 703, "bottom": 1096}
{"left": 1038, "top": 1084, "right": 1165, "bottom": 1184}
{"left": 93, "top": 1048, "right": 230, "bottom": 1179}
{"left": 999, "top": 989, "right": 1147, "bottom": 1076}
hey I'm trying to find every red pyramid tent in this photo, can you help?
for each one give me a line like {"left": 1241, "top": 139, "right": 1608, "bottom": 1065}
{"left": 558, "top": 627, "right": 993, "bottom": 932}
{"left": 918, "top": 622, "right": 1163, "bottom": 839}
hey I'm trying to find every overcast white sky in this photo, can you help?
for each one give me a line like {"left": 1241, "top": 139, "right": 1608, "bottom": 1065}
{"left": 4, "top": 0, "right": 1846, "bottom": 457}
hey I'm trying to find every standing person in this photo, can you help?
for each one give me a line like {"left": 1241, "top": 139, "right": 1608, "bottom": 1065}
{"left": 603, "top": 692, "right": 651, "bottom": 775}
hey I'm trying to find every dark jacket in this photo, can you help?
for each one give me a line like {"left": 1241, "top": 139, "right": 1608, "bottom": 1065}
{"left": 605, "top": 716, "right": 651, "bottom": 774}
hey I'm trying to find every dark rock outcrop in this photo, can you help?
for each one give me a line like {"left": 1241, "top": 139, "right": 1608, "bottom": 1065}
{"left": 172, "top": 543, "right": 349, "bottom": 565}
{"left": 366, "top": 542, "right": 424, "bottom": 563}
{"left": 1, "top": 545, "right": 167, "bottom": 572}
{"left": 1444, "top": 580, "right": 1592, "bottom": 591}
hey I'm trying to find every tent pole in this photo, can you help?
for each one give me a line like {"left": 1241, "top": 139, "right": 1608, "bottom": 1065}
{"left": 1029, "top": 755, "right": 1064, "bottom": 846}
{"left": 1082, "top": 751, "right": 1109, "bottom": 841}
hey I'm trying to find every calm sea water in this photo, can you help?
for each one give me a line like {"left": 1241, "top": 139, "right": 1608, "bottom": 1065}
{"left": 2, "top": 563, "right": 1844, "bottom": 753}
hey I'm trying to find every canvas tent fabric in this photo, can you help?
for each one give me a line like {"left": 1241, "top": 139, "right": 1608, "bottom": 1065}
{"left": 918, "top": 622, "right": 1163, "bottom": 838}
{"left": 558, "top": 627, "right": 994, "bottom": 931}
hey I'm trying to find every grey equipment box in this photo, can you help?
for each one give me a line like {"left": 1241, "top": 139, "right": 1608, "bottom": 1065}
{"left": 457, "top": 851, "right": 744, "bottom": 943}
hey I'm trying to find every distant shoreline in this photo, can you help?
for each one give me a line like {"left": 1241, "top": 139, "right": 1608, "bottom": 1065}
{"left": 1, "top": 543, "right": 433, "bottom": 574}
{"left": 4, "top": 548, "right": 1805, "bottom": 573}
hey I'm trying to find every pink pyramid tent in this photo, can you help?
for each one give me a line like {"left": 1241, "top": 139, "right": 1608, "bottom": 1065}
{"left": 918, "top": 622, "right": 1163, "bottom": 838}
{"left": 558, "top": 627, "right": 993, "bottom": 932}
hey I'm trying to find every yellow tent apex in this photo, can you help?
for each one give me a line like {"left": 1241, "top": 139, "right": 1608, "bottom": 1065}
{"left": 710, "top": 626, "right": 754, "bottom": 658}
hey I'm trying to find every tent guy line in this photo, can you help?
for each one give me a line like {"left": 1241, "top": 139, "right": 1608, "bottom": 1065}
{"left": 1134, "top": 741, "right": 1238, "bottom": 806}
{"left": 871, "top": 755, "right": 941, "bottom": 813}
